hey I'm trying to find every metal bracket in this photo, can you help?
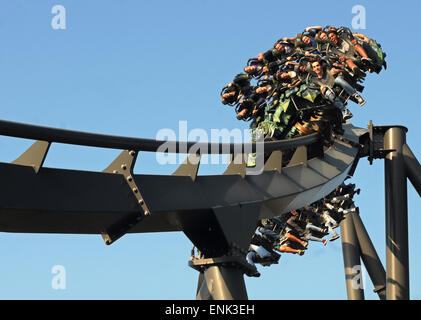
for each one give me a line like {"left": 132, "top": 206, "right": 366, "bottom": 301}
{"left": 264, "top": 150, "right": 282, "bottom": 173}
{"left": 101, "top": 150, "right": 150, "bottom": 245}
{"left": 223, "top": 153, "right": 247, "bottom": 178}
{"left": 367, "top": 121, "right": 396, "bottom": 164}
{"left": 12, "top": 140, "right": 51, "bottom": 174}
{"left": 188, "top": 255, "right": 258, "bottom": 277}
{"left": 172, "top": 153, "right": 201, "bottom": 181}
{"left": 287, "top": 145, "right": 307, "bottom": 167}
{"left": 373, "top": 285, "right": 386, "bottom": 295}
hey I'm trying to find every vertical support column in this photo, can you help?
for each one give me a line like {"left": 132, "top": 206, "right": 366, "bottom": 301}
{"left": 384, "top": 127, "right": 409, "bottom": 300}
{"left": 351, "top": 211, "right": 386, "bottom": 300}
{"left": 340, "top": 214, "right": 365, "bottom": 300}
{"left": 187, "top": 203, "right": 262, "bottom": 300}
{"left": 196, "top": 265, "right": 248, "bottom": 300}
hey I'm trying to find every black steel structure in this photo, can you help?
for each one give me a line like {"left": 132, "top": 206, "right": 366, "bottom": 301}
{"left": 0, "top": 119, "right": 419, "bottom": 300}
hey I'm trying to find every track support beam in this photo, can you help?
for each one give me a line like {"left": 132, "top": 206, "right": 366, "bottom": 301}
{"left": 351, "top": 210, "right": 386, "bottom": 300}
{"left": 384, "top": 126, "right": 410, "bottom": 300}
{"left": 340, "top": 213, "right": 365, "bottom": 300}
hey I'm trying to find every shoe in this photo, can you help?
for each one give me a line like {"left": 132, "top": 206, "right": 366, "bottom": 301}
{"left": 329, "top": 234, "right": 340, "bottom": 242}
{"left": 322, "top": 239, "right": 327, "bottom": 246}
{"left": 352, "top": 67, "right": 366, "bottom": 79}
{"left": 298, "top": 250, "right": 305, "bottom": 256}
{"left": 361, "top": 57, "right": 373, "bottom": 68}
{"left": 252, "top": 272, "right": 261, "bottom": 278}
{"left": 302, "top": 241, "right": 308, "bottom": 249}
{"left": 343, "top": 108, "right": 353, "bottom": 120}
{"left": 352, "top": 93, "right": 366, "bottom": 107}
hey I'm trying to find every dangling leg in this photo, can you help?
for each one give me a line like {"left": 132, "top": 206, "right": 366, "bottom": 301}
{"left": 326, "top": 222, "right": 340, "bottom": 241}
{"left": 251, "top": 244, "right": 272, "bottom": 259}
{"left": 326, "top": 214, "right": 339, "bottom": 228}
{"left": 246, "top": 251, "right": 257, "bottom": 267}
{"left": 284, "top": 232, "right": 308, "bottom": 248}
{"left": 306, "top": 223, "right": 327, "bottom": 234}
{"left": 275, "top": 244, "right": 305, "bottom": 256}
{"left": 304, "top": 234, "right": 328, "bottom": 246}
{"left": 334, "top": 75, "right": 366, "bottom": 106}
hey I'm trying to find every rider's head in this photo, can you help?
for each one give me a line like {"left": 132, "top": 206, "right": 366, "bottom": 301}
{"left": 274, "top": 42, "right": 284, "bottom": 53}
{"left": 328, "top": 32, "right": 339, "bottom": 45}
{"left": 316, "top": 31, "right": 328, "bottom": 42}
{"left": 311, "top": 59, "right": 323, "bottom": 75}
{"left": 301, "top": 34, "right": 312, "bottom": 45}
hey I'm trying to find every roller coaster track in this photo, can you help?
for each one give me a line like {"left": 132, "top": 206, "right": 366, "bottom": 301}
{"left": 2, "top": 118, "right": 417, "bottom": 300}
{"left": 0, "top": 120, "right": 366, "bottom": 236}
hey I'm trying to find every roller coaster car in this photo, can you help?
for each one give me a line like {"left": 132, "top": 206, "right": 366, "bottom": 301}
{"left": 220, "top": 73, "right": 252, "bottom": 106}
{"left": 220, "top": 85, "right": 240, "bottom": 106}
{"left": 296, "top": 100, "right": 344, "bottom": 140}
{"left": 297, "top": 74, "right": 364, "bottom": 135}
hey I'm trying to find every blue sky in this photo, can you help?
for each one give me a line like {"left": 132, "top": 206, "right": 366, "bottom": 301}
{"left": 0, "top": 0, "right": 420, "bottom": 299}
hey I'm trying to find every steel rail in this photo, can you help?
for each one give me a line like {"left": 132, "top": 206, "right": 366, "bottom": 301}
{"left": 0, "top": 119, "right": 320, "bottom": 154}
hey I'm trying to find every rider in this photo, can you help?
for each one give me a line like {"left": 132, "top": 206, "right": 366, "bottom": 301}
{"left": 309, "top": 58, "right": 365, "bottom": 119}
{"left": 326, "top": 26, "right": 372, "bottom": 78}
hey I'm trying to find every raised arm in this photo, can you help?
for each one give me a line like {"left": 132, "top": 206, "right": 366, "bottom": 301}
{"left": 305, "top": 26, "right": 322, "bottom": 32}
{"left": 281, "top": 37, "right": 296, "bottom": 42}
{"left": 353, "top": 33, "right": 370, "bottom": 43}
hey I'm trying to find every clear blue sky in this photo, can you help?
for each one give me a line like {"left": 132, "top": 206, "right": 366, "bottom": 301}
{"left": 0, "top": 0, "right": 420, "bottom": 299}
